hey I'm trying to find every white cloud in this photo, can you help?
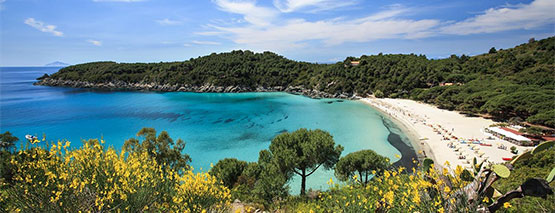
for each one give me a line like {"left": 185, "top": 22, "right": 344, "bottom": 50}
{"left": 0, "top": 0, "right": 6, "bottom": 10}
{"left": 273, "top": 0, "right": 358, "bottom": 13}
{"left": 24, "top": 18, "right": 63, "bottom": 37}
{"left": 213, "top": 0, "right": 278, "bottom": 26}
{"left": 441, "top": 0, "right": 555, "bottom": 35}
{"left": 206, "top": 0, "right": 555, "bottom": 52}
{"left": 206, "top": 6, "right": 439, "bottom": 50}
{"left": 191, "top": 40, "right": 221, "bottom": 45}
{"left": 87, "top": 39, "right": 102, "bottom": 46}
{"left": 156, "top": 18, "right": 182, "bottom": 26}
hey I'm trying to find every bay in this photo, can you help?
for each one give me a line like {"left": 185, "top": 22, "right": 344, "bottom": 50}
{"left": 0, "top": 67, "right": 413, "bottom": 193}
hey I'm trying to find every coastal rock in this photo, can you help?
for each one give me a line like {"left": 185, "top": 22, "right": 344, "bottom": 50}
{"left": 34, "top": 78, "right": 361, "bottom": 100}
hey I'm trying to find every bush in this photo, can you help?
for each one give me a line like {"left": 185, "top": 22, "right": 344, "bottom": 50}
{"left": 209, "top": 158, "right": 248, "bottom": 189}
{"left": 292, "top": 164, "right": 472, "bottom": 212}
{"left": 1, "top": 138, "right": 230, "bottom": 212}
{"left": 493, "top": 148, "right": 555, "bottom": 212}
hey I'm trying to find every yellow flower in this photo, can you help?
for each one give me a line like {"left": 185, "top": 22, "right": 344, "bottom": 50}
{"left": 503, "top": 202, "right": 512, "bottom": 209}
{"left": 384, "top": 171, "right": 390, "bottom": 178}
{"left": 327, "top": 178, "right": 334, "bottom": 185}
{"left": 384, "top": 191, "right": 394, "bottom": 204}
{"left": 444, "top": 186, "right": 451, "bottom": 194}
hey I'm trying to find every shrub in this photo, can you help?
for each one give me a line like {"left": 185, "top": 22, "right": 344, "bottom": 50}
{"left": 2, "top": 138, "right": 230, "bottom": 212}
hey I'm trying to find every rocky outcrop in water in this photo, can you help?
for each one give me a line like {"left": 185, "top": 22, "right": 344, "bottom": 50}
{"left": 34, "top": 78, "right": 359, "bottom": 99}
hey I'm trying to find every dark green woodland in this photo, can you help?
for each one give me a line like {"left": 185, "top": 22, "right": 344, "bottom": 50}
{"left": 41, "top": 37, "right": 555, "bottom": 127}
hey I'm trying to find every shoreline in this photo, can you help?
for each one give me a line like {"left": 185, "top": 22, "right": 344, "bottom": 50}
{"left": 361, "top": 97, "right": 531, "bottom": 170}
{"left": 383, "top": 121, "right": 419, "bottom": 170}
{"left": 34, "top": 78, "right": 357, "bottom": 100}
{"left": 361, "top": 99, "right": 433, "bottom": 164}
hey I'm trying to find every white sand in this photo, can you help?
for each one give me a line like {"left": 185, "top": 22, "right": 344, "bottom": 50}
{"left": 361, "top": 97, "right": 530, "bottom": 169}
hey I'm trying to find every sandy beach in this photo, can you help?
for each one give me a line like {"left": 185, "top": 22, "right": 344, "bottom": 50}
{"left": 361, "top": 97, "right": 530, "bottom": 169}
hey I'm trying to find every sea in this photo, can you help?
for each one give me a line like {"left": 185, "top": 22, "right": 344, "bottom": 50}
{"left": 0, "top": 66, "right": 416, "bottom": 193}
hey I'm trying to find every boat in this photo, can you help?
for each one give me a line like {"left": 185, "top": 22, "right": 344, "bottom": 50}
{"left": 480, "top": 143, "right": 492, "bottom": 147}
{"left": 25, "top": 134, "right": 35, "bottom": 141}
{"left": 25, "top": 134, "right": 38, "bottom": 142}
{"left": 502, "top": 157, "right": 513, "bottom": 161}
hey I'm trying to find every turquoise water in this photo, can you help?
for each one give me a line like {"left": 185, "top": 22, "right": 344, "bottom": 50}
{"left": 0, "top": 67, "right": 407, "bottom": 193}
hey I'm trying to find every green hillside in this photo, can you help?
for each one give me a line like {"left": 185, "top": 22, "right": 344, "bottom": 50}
{"left": 40, "top": 37, "right": 555, "bottom": 127}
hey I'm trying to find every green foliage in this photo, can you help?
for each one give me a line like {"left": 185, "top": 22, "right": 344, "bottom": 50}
{"left": 1, "top": 134, "right": 231, "bottom": 212}
{"left": 460, "top": 169, "right": 474, "bottom": 182}
{"left": 531, "top": 140, "right": 554, "bottom": 155}
{"left": 209, "top": 158, "right": 248, "bottom": 189}
{"left": 268, "top": 128, "right": 344, "bottom": 195}
{"left": 547, "top": 167, "right": 555, "bottom": 183}
{"left": 423, "top": 158, "right": 434, "bottom": 173}
{"left": 251, "top": 150, "right": 290, "bottom": 207}
{"left": 123, "top": 128, "right": 191, "bottom": 172}
{"left": 493, "top": 148, "right": 555, "bottom": 212}
{"left": 46, "top": 37, "right": 555, "bottom": 127}
{"left": 334, "top": 149, "right": 390, "bottom": 185}
{"left": 510, "top": 151, "right": 532, "bottom": 165}
{"left": 510, "top": 146, "right": 518, "bottom": 154}
{"left": 491, "top": 164, "right": 511, "bottom": 178}
{"left": 0, "top": 131, "right": 18, "bottom": 151}
{"left": 519, "top": 126, "right": 544, "bottom": 136}
{"left": 473, "top": 157, "right": 485, "bottom": 176}
{"left": 0, "top": 132, "right": 18, "bottom": 193}
{"left": 373, "top": 90, "right": 385, "bottom": 98}
{"left": 290, "top": 165, "right": 474, "bottom": 212}
{"left": 489, "top": 47, "right": 497, "bottom": 54}
{"left": 526, "top": 110, "right": 555, "bottom": 127}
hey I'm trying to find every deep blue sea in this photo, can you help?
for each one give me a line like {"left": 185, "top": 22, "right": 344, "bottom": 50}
{"left": 0, "top": 66, "right": 413, "bottom": 193}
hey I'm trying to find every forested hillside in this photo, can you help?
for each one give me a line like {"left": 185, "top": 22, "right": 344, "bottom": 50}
{"left": 38, "top": 37, "right": 555, "bottom": 127}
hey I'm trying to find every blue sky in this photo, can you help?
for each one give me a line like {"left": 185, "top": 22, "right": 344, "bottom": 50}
{"left": 0, "top": 0, "right": 553, "bottom": 66}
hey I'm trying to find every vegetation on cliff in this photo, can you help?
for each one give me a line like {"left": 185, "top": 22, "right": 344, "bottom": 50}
{"left": 41, "top": 37, "right": 554, "bottom": 126}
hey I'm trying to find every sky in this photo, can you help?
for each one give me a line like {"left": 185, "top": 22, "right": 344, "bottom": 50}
{"left": 0, "top": 0, "right": 554, "bottom": 66}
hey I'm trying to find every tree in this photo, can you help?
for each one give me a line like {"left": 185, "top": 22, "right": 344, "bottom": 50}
{"left": 374, "top": 90, "right": 385, "bottom": 98}
{"left": 489, "top": 47, "right": 497, "bottom": 54}
{"left": 508, "top": 117, "right": 523, "bottom": 125}
{"left": 209, "top": 158, "right": 247, "bottom": 189}
{"left": 335, "top": 150, "right": 390, "bottom": 186}
{"left": 252, "top": 150, "right": 289, "bottom": 205}
{"left": 1, "top": 131, "right": 19, "bottom": 185}
{"left": 123, "top": 128, "right": 191, "bottom": 172}
{"left": 268, "top": 128, "right": 343, "bottom": 195}
{"left": 519, "top": 126, "right": 544, "bottom": 136}
{"left": 0, "top": 131, "right": 18, "bottom": 151}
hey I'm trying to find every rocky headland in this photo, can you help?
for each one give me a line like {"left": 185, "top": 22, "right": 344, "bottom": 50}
{"left": 34, "top": 78, "right": 358, "bottom": 99}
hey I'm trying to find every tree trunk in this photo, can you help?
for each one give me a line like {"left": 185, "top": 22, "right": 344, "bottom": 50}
{"left": 301, "top": 169, "right": 306, "bottom": 195}
{"left": 365, "top": 172, "right": 369, "bottom": 185}
{"left": 358, "top": 171, "right": 363, "bottom": 185}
